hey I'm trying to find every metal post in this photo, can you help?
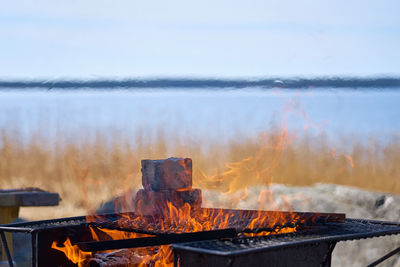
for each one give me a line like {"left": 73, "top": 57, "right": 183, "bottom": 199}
{"left": 31, "top": 232, "right": 38, "bottom": 267}
{"left": 321, "top": 242, "right": 336, "bottom": 267}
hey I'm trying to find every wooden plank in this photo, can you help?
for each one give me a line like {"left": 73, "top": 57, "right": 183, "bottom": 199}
{"left": 0, "top": 192, "right": 60, "bottom": 207}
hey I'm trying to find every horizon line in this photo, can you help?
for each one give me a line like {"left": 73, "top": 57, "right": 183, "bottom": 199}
{"left": 1, "top": 76, "right": 400, "bottom": 89}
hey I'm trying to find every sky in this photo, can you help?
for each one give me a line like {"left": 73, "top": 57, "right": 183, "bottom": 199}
{"left": 1, "top": 0, "right": 399, "bottom": 79}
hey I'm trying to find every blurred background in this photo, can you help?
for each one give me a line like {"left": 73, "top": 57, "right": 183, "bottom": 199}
{"left": 0, "top": 0, "right": 399, "bottom": 220}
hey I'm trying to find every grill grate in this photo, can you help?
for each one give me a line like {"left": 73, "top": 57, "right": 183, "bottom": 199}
{"left": 88, "top": 215, "right": 320, "bottom": 236}
{"left": 0, "top": 209, "right": 344, "bottom": 235}
{"left": 171, "top": 219, "right": 400, "bottom": 256}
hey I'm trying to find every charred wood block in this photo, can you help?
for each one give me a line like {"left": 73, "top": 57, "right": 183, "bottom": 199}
{"left": 141, "top": 158, "right": 192, "bottom": 190}
{"left": 87, "top": 249, "right": 146, "bottom": 267}
{"left": 134, "top": 189, "right": 202, "bottom": 215}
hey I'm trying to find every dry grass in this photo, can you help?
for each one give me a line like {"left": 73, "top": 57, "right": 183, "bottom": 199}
{"left": 0, "top": 128, "right": 399, "bottom": 220}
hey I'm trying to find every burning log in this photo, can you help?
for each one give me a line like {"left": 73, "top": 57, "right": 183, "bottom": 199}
{"left": 135, "top": 157, "right": 202, "bottom": 215}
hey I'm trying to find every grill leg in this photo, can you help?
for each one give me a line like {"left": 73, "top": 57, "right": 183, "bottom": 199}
{"left": 366, "top": 245, "right": 400, "bottom": 267}
{"left": 321, "top": 242, "right": 336, "bottom": 267}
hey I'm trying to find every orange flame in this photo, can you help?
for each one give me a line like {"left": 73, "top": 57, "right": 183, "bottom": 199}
{"left": 52, "top": 199, "right": 300, "bottom": 266}
{"left": 51, "top": 238, "right": 92, "bottom": 267}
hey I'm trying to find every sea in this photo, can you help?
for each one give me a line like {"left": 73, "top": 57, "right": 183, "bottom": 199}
{"left": 0, "top": 87, "right": 399, "bottom": 148}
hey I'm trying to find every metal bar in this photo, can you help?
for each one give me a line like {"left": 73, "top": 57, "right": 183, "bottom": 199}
{"left": 0, "top": 231, "right": 14, "bottom": 267}
{"left": 31, "top": 232, "right": 38, "bottom": 267}
{"left": 77, "top": 228, "right": 237, "bottom": 252}
{"left": 0, "top": 226, "right": 34, "bottom": 233}
{"left": 366, "top": 245, "right": 400, "bottom": 267}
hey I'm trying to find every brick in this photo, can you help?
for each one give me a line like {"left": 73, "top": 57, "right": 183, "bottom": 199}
{"left": 141, "top": 158, "right": 192, "bottom": 190}
{"left": 134, "top": 188, "right": 202, "bottom": 215}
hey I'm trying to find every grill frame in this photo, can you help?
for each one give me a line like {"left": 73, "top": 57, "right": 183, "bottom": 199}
{"left": 0, "top": 211, "right": 399, "bottom": 267}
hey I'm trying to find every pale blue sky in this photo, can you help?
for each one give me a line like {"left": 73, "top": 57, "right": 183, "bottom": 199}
{"left": 1, "top": 0, "right": 399, "bottom": 79}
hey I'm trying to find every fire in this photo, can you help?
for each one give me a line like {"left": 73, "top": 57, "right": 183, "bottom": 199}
{"left": 53, "top": 128, "right": 300, "bottom": 265}
{"left": 53, "top": 199, "right": 300, "bottom": 266}
{"left": 51, "top": 238, "right": 92, "bottom": 267}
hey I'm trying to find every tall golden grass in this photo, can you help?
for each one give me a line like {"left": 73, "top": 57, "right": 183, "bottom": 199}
{"left": 0, "top": 128, "right": 399, "bottom": 220}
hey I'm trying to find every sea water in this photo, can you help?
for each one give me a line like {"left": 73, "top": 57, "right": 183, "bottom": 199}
{"left": 0, "top": 88, "right": 399, "bottom": 147}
